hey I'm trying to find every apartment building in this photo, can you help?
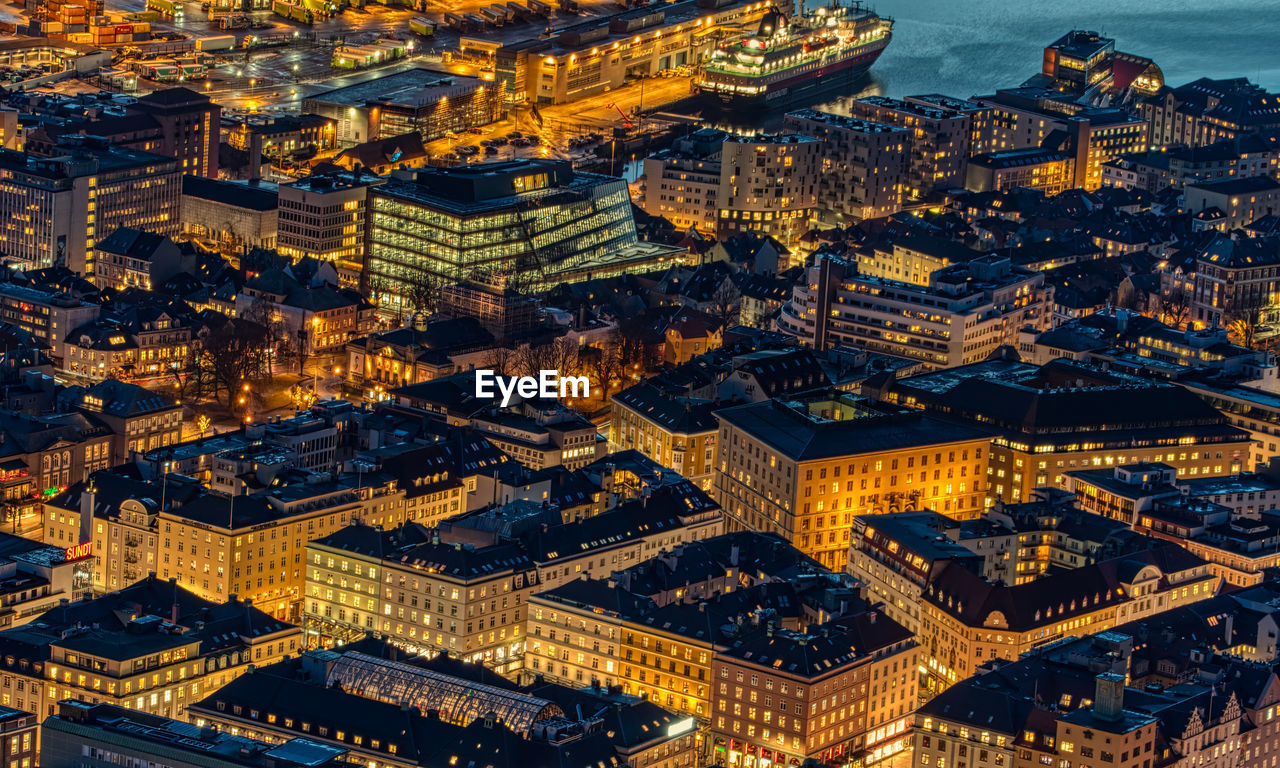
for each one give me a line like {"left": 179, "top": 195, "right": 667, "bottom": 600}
{"left": 0, "top": 575, "right": 298, "bottom": 720}
{"left": 782, "top": 110, "right": 909, "bottom": 222}
{"left": 918, "top": 544, "right": 1215, "bottom": 693}
{"left": 712, "top": 392, "right": 992, "bottom": 570}
{"left": 304, "top": 482, "right": 722, "bottom": 672}
{"left": 0, "top": 283, "right": 98, "bottom": 362}
{"left": 711, "top": 611, "right": 917, "bottom": 768}
{"left": 844, "top": 96, "right": 978, "bottom": 198}
{"left": 777, "top": 254, "right": 1053, "bottom": 369}
{"left": 967, "top": 88, "right": 1147, "bottom": 190}
{"left": 610, "top": 383, "right": 719, "bottom": 490}
{"left": 878, "top": 358, "right": 1253, "bottom": 504}
{"left": 1139, "top": 77, "right": 1280, "bottom": 148}
{"left": 642, "top": 131, "right": 820, "bottom": 248}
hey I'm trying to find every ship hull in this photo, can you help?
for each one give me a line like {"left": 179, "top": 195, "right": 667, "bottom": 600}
{"left": 696, "top": 39, "right": 888, "bottom": 111}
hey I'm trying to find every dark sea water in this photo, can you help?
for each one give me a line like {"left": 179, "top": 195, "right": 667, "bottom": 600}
{"left": 818, "top": 0, "right": 1280, "bottom": 103}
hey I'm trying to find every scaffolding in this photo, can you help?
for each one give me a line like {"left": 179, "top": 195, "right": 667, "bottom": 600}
{"left": 326, "top": 652, "right": 563, "bottom": 733}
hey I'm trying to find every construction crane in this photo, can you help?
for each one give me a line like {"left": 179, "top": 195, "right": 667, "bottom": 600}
{"left": 604, "top": 103, "right": 633, "bottom": 130}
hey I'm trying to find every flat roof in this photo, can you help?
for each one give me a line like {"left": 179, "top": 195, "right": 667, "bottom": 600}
{"left": 306, "top": 67, "right": 489, "bottom": 109}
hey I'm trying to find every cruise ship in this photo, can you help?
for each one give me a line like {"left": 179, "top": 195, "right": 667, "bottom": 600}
{"left": 694, "top": 2, "right": 892, "bottom": 109}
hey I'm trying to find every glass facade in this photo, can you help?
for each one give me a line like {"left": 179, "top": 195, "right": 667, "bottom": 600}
{"left": 365, "top": 171, "right": 642, "bottom": 314}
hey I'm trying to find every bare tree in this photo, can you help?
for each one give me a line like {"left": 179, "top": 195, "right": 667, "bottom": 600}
{"left": 1225, "top": 294, "right": 1268, "bottom": 350}
{"left": 707, "top": 279, "right": 742, "bottom": 328}
{"left": 584, "top": 331, "right": 624, "bottom": 403}
{"left": 519, "top": 336, "right": 580, "bottom": 381}
{"left": 480, "top": 345, "right": 520, "bottom": 377}
{"left": 1159, "top": 286, "right": 1191, "bottom": 329}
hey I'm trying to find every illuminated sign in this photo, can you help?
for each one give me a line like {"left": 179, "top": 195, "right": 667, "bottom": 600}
{"left": 64, "top": 542, "right": 93, "bottom": 562}
{"left": 667, "top": 718, "right": 694, "bottom": 737}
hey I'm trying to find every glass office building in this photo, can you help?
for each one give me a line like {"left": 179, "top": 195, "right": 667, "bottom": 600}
{"left": 365, "top": 160, "right": 681, "bottom": 315}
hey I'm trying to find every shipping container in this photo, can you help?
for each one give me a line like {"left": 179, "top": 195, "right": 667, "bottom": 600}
{"left": 195, "top": 33, "right": 235, "bottom": 50}
{"left": 408, "top": 16, "right": 433, "bottom": 35}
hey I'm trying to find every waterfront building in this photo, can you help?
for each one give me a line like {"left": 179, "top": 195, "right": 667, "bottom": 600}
{"left": 844, "top": 95, "right": 978, "bottom": 198}
{"left": 712, "top": 392, "right": 993, "bottom": 570}
{"left": 365, "top": 160, "right": 681, "bottom": 315}
{"left": 1037, "top": 30, "right": 1163, "bottom": 96}
{"left": 1139, "top": 77, "right": 1280, "bottom": 148}
{"left": 783, "top": 109, "right": 910, "bottom": 222}
{"left": 495, "top": 0, "right": 773, "bottom": 105}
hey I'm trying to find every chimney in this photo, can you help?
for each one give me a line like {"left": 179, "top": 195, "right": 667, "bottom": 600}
{"left": 79, "top": 479, "right": 97, "bottom": 545}
{"left": 1093, "top": 672, "right": 1126, "bottom": 722}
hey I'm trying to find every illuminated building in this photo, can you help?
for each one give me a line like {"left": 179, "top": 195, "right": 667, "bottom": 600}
{"left": 365, "top": 160, "right": 681, "bottom": 316}
{"left": 303, "top": 481, "right": 721, "bottom": 672}
{"left": 235, "top": 259, "right": 375, "bottom": 356}
{"left": 92, "top": 228, "right": 192, "bottom": 292}
{"left": 24, "top": 87, "right": 221, "bottom": 178}
{"left": 44, "top": 701, "right": 346, "bottom": 768}
{"left": 965, "top": 88, "right": 1147, "bottom": 190}
{"left": 711, "top": 610, "right": 917, "bottom": 768}
{"left": 1037, "top": 30, "right": 1163, "bottom": 97}
{"left": 528, "top": 548, "right": 859, "bottom": 732}
{"left": 1, "top": 408, "right": 112, "bottom": 506}
{"left": 495, "top": 0, "right": 774, "bottom": 106}
{"left": 0, "top": 283, "right": 98, "bottom": 362}
{"left": 610, "top": 383, "right": 718, "bottom": 490}
{"left": 777, "top": 253, "right": 1052, "bottom": 369}
{"left": 1139, "top": 77, "right": 1280, "bottom": 149}
{"left": 187, "top": 640, "right": 693, "bottom": 768}
{"left": 782, "top": 110, "right": 910, "bottom": 222}
{"left": 0, "top": 136, "right": 180, "bottom": 273}
{"left": 1184, "top": 176, "right": 1280, "bottom": 231}
{"left": 0, "top": 531, "right": 93, "bottom": 630}
{"left": 181, "top": 177, "right": 279, "bottom": 254}
{"left": 640, "top": 132, "right": 821, "bottom": 249}
{"left": 44, "top": 462, "right": 419, "bottom": 619}
{"left": 0, "top": 574, "right": 298, "bottom": 720}
{"left": 964, "top": 148, "right": 1076, "bottom": 194}
{"left": 0, "top": 706, "right": 36, "bottom": 768}
{"left": 301, "top": 68, "right": 501, "bottom": 147}
{"left": 277, "top": 171, "right": 383, "bottom": 288}
{"left": 73, "top": 378, "right": 182, "bottom": 465}
{"left": 1099, "top": 132, "right": 1280, "bottom": 192}
{"left": 712, "top": 392, "right": 993, "bottom": 570}
{"left": 917, "top": 544, "right": 1214, "bottom": 693}
{"left": 878, "top": 358, "right": 1253, "bottom": 504}
{"left": 844, "top": 96, "right": 979, "bottom": 198}
{"left": 1182, "top": 233, "right": 1280, "bottom": 332}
